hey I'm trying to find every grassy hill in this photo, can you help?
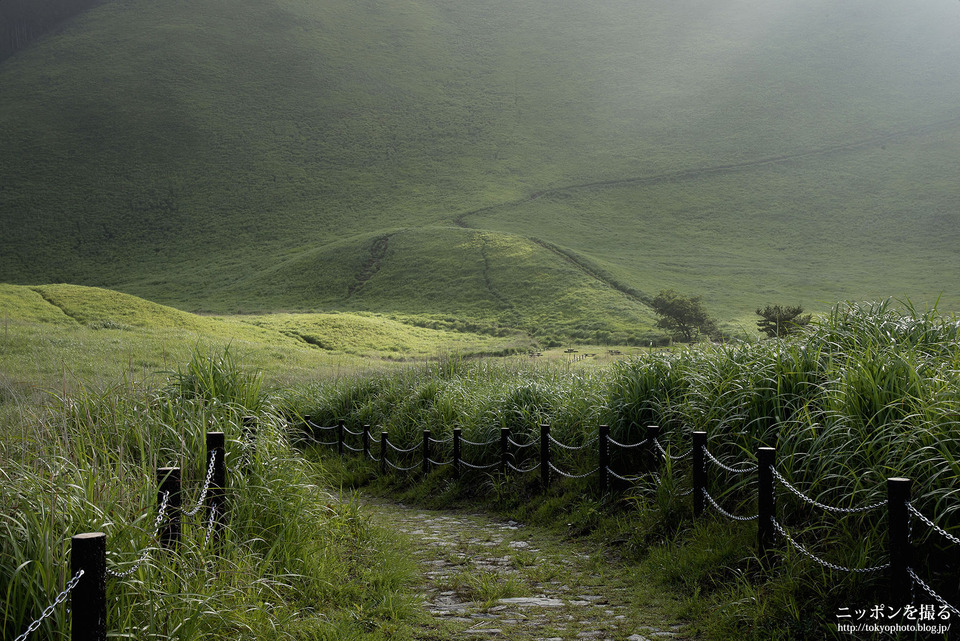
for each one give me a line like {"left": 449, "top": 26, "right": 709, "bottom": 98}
{"left": 0, "top": 284, "right": 534, "bottom": 401}
{"left": 2, "top": 0, "right": 960, "bottom": 336}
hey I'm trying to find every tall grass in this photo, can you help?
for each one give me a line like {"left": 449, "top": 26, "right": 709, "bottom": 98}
{"left": 1, "top": 348, "right": 418, "bottom": 640}
{"left": 302, "top": 300, "right": 960, "bottom": 638}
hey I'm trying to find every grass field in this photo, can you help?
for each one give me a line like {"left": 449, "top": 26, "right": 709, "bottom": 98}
{"left": 2, "top": 0, "right": 960, "bottom": 335}
{"left": 3, "top": 282, "right": 960, "bottom": 639}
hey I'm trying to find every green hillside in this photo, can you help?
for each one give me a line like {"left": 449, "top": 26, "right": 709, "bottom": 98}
{"left": 2, "top": 0, "right": 960, "bottom": 334}
{"left": 0, "top": 284, "right": 531, "bottom": 396}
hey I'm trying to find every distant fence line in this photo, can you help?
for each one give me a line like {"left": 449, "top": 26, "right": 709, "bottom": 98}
{"left": 15, "top": 431, "right": 234, "bottom": 641}
{"left": 303, "top": 417, "right": 960, "bottom": 617}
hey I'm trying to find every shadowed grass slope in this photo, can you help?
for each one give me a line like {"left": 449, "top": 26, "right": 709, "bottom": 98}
{"left": 2, "top": 0, "right": 960, "bottom": 325}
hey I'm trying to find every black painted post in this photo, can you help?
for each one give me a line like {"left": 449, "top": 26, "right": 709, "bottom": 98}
{"left": 692, "top": 432, "right": 707, "bottom": 518}
{"left": 422, "top": 430, "right": 431, "bottom": 476}
{"left": 380, "top": 431, "right": 388, "bottom": 475}
{"left": 598, "top": 424, "right": 610, "bottom": 495}
{"left": 540, "top": 424, "right": 551, "bottom": 489}
{"left": 156, "top": 467, "right": 182, "bottom": 549}
{"left": 337, "top": 419, "right": 345, "bottom": 456}
{"left": 645, "top": 425, "right": 662, "bottom": 475}
{"left": 206, "top": 432, "right": 226, "bottom": 534}
{"left": 71, "top": 532, "right": 106, "bottom": 641}
{"left": 242, "top": 415, "right": 257, "bottom": 463}
{"left": 453, "top": 428, "right": 462, "bottom": 480}
{"left": 888, "top": 477, "right": 913, "bottom": 609}
{"left": 362, "top": 424, "right": 371, "bottom": 460}
{"left": 757, "top": 447, "right": 776, "bottom": 567}
{"left": 500, "top": 428, "right": 510, "bottom": 475}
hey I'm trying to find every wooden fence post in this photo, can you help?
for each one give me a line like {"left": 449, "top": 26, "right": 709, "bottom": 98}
{"left": 598, "top": 424, "right": 610, "bottom": 495}
{"left": 645, "top": 425, "right": 661, "bottom": 475}
{"left": 206, "top": 432, "right": 226, "bottom": 535}
{"left": 540, "top": 424, "right": 551, "bottom": 489}
{"left": 422, "top": 430, "right": 431, "bottom": 476}
{"left": 380, "top": 431, "right": 388, "bottom": 475}
{"left": 500, "top": 428, "right": 510, "bottom": 475}
{"left": 453, "top": 428, "right": 462, "bottom": 480}
{"left": 337, "top": 419, "right": 345, "bottom": 456}
{"left": 72, "top": 532, "right": 106, "bottom": 641}
{"left": 156, "top": 467, "right": 182, "bottom": 549}
{"left": 362, "top": 424, "right": 371, "bottom": 460}
{"left": 692, "top": 432, "right": 707, "bottom": 518}
{"left": 757, "top": 446, "right": 776, "bottom": 567}
{"left": 242, "top": 415, "right": 257, "bottom": 463}
{"left": 888, "top": 477, "right": 913, "bottom": 609}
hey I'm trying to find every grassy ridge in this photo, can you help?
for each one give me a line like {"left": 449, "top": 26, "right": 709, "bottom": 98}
{"left": 2, "top": 0, "right": 960, "bottom": 328}
{"left": 0, "top": 284, "right": 532, "bottom": 406}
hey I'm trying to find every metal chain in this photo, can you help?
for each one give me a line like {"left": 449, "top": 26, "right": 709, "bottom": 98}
{"left": 427, "top": 458, "right": 453, "bottom": 467}
{"left": 13, "top": 569, "right": 85, "bottom": 641}
{"left": 366, "top": 451, "right": 381, "bottom": 463}
{"left": 907, "top": 567, "right": 960, "bottom": 618}
{"left": 460, "top": 459, "right": 500, "bottom": 470}
{"left": 461, "top": 436, "right": 499, "bottom": 447}
{"left": 384, "top": 458, "right": 423, "bottom": 472}
{"left": 202, "top": 505, "right": 218, "bottom": 548}
{"left": 507, "top": 461, "right": 541, "bottom": 473}
{"left": 908, "top": 508, "right": 916, "bottom": 603}
{"left": 107, "top": 491, "right": 171, "bottom": 578}
{"left": 703, "top": 447, "right": 758, "bottom": 474}
{"left": 342, "top": 442, "right": 363, "bottom": 453}
{"left": 773, "top": 468, "right": 886, "bottom": 515}
{"left": 428, "top": 436, "right": 453, "bottom": 444}
{"left": 342, "top": 426, "right": 364, "bottom": 436}
{"left": 548, "top": 462, "right": 598, "bottom": 479}
{"left": 183, "top": 452, "right": 217, "bottom": 517}
{"left": 305, "top": 419, "right": 338, "bottom": 431}
{"left": 606, "top": 435, "right": 645, "bottom": 449}
{"left": 908, "top": 503, "right": 960, "bottom": 546}
{"left": 771, "top": 517, "right": 888, "bottom": 573}
{"left": 385, "top": 439, "right": 423, "bottom": 454}
{"left": 507, "top": 437, "right": 540, "bottom": 448}
{"left": 548, "top": 434, "right": 597, "bottom": 451}
{"left": 605, "top": 467, "right": 644, "bottom": 482}
{"left": 654, "top": 438, "right": 693, "bottom": 461}
{"left": 703, "top": 488, "right": 759, "bottom": 522}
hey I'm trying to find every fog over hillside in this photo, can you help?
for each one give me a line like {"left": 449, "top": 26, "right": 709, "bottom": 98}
{"left": 1, "top": 0, "right": 959, "bottom": 332}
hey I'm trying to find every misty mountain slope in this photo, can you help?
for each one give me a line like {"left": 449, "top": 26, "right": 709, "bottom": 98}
{"left": 2, "top": 0, "right": 960, "bottom": 328}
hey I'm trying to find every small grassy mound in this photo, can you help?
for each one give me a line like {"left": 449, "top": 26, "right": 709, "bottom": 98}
{"left": 229, "top": 227, "right": 660, "bottom": 344}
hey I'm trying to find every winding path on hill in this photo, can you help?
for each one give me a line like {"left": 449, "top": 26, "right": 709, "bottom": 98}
{"left": 447, "top": 115, "right": 960, "bottom": 309}
{"left": 451, "top": 114, "right": 960, "bottom": 231}
{"left": 361, "top": 496, "right": 692, "bottom": 641}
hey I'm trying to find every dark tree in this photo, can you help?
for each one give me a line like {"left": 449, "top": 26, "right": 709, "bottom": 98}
{"left": 756, "top": 304, "right": 811, "bottom": 338}
{"left": 651, "top": 289, "right": 717, "bottom": 342}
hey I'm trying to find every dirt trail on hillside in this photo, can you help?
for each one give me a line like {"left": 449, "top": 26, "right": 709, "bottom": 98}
{"left": 452, "top": 113, "right": 960, "bottom": 231}
{"left": 361, "top": 496, "right": 693, "bottom": 641}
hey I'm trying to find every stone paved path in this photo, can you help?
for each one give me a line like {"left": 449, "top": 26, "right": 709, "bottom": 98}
{"left": 362, "top": 497, "right": 693, "bottom": 641}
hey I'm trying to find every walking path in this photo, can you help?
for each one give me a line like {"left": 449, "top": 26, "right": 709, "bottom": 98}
{"left": 361, "top": 496, "right": 693, "bottom": 641}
